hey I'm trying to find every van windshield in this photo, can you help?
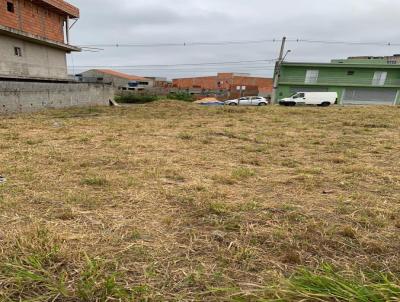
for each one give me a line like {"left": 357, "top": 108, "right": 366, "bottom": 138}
{"left": 291, "top": 93, "right": 305, "bottom": 99}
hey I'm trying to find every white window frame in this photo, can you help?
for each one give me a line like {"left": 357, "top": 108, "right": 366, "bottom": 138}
{"left": 305, "top": 70, "right": 319, "bottom": 84}
{"left": 372, "top": 71, "right": 387, "bottom": 86}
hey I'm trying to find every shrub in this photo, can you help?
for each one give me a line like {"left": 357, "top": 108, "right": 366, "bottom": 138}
{"left": 167, "top": 92, "right": 195, "bottom": 102}
{"left": 115, "top": 94, "right": 158, "bottom": 104}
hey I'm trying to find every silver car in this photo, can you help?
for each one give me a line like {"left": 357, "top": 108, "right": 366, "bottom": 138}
{"left": 224, "top": 96, "right": 268, "bottom": 106}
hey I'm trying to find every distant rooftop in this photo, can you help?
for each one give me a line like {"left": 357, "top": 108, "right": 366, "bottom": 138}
{"left": 331, "top": 54, "right": 400, "bottom": 65}
{"left": 95, "top": 69, "right": 149, "bottom": 81}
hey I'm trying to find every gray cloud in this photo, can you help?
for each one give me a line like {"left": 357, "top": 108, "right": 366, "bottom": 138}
{"left": 66, "top": 0, "right": 400, "bottom": 79}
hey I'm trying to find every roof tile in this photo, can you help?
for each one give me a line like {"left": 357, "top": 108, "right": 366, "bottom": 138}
{"left": 96, "top": 70, "right": 149, "bottom": 81}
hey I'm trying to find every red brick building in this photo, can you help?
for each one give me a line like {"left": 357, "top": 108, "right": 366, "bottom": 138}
{"left": 0, "top": 0, "right": 80, "bottom": 80}
{"left": 173, "top": 73, "right": 273, "bottom": 95}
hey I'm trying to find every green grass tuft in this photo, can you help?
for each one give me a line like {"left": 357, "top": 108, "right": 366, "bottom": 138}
{"left": 81, "top": 176, "right": 109, "bottom": 186}
{"left": 272, "top": 265, "right": 400, "bottom": 302}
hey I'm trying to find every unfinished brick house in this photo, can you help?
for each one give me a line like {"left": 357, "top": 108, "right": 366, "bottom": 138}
{"left": 173, "top": 73, "right": 273, "bottom": 96}
{"left": 0, "top": 0, "right": 80, "bottom": 80}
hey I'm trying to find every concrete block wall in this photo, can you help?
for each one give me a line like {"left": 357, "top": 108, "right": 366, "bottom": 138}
{"left": 0, "top": 81, "right": 114, "bottom": 114}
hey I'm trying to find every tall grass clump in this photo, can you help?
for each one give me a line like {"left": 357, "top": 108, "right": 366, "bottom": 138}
{"left": 167, "top": 91, "right": 195, "bottom": 102}
{"left": 115, "top": 93, "right": 159, "bottom": 104}
{"left": 273, "top": 264, "right": 400, "bottom": 301}
{"left": 0, "top": 227, "right": 142, "bottom": 301}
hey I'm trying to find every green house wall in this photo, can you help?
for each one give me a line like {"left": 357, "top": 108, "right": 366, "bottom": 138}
{"left": 277, "top": 63, "right": 400, "bottom": 105}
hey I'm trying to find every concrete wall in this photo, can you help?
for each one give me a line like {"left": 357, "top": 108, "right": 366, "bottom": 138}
{"left": 0, "top": 81, "right": 114, "bottom": 114}
{"left": 78, "top": 70, "right": 155, "bottom": 90}
{"left": 0, "top": 35, "right": 68, "bottom": 79}
{"left": 79, "top": 70, "right": 131, "bottom": 88}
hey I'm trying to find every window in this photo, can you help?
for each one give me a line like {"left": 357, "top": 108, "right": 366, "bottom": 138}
{"left": 372, "top": 71, "right": 387, "bottom": 86}
{"left": 293, "top": 93, "right": 305, "bottom": 99}
{"left": 347, "top": 71, "right": 355, "bottom": 76}
{"left": 128, "top": 81, "right": 138, "bottom": 87}
{"left": 7, "top": 1, "right": 14, "bottom": 13}
{"left": 305, "top": 70, "right": 319, "bottom": 84}
{"left": 14, "top": 47, "right": 22, "bottom": 57}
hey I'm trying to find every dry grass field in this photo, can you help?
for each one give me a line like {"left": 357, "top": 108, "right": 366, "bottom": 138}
{"left": 0, "top": 101, "right": 399, "bottom": 301}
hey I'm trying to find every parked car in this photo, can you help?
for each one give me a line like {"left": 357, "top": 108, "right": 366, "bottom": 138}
{"left": 224, "top": 96, "right": 268, "bottom": 106}
{"left": 279, "top": 92, "right": 338, "bottom": 107}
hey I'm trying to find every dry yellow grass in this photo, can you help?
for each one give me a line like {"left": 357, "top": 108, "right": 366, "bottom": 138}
{"left": 0, "top": 101, "right": 399, "bottom": 301}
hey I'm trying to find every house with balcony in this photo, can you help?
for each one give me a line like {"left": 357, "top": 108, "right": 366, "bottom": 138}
{"left": 276, "top": 61, "right": 400, "bottom": 105}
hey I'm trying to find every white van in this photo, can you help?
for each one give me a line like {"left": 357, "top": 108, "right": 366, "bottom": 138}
{"left": 279, "top": 92, "right": 338, "bottom": 107}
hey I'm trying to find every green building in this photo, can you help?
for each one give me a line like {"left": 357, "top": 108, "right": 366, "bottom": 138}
{"left": 276, "top": 61, "right": 400, "bottom": 105}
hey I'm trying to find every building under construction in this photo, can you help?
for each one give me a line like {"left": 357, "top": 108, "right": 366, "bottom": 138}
{"left": 0, "top": 0, "right": 113, "bottom": 113}
{"left": 172, "top": 73, "right": 273, "bottom": 99}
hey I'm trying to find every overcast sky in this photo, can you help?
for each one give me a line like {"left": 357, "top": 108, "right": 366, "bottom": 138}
{"left": 67, "top": 0, "right": 400, "bottom": 79}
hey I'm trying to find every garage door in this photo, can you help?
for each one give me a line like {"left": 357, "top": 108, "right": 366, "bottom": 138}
{"left": 343, "top": 88, "right": 397, "bottom": 105}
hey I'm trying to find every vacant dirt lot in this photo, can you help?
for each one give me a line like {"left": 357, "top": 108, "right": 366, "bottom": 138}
{"left": 0, "top": 102, "right": 399, "bottom": 301}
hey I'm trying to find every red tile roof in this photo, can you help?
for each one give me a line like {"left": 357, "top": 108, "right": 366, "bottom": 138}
{"left": 96, "top": 70, "right": 149, "bottom": 81}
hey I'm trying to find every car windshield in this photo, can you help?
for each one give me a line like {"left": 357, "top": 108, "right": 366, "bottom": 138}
{"left": 291, "top": 93, "right": 305, "bottom": 99}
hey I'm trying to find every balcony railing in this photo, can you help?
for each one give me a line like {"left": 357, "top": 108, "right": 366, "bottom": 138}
{"left": 279, "top": 76, "right": 400, "bottom": 87}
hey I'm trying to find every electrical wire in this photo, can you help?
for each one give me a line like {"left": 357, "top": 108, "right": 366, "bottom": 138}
{"left": 77, "top": 38, "right": 400, "bottom": 48}
{"left": 289, "top": 39, "right": 400, "bottom": 46}
{"left": 69, "top": 67, "right": 275, "bottom": 72}
{"left": 78, "top": 39, "right": 279, "bottom": 48}
{"left": 71, "top": 59, "right": 276, "bottom": 69}
{"left": 69, "top": 37, "right": 400, "bottom": 77}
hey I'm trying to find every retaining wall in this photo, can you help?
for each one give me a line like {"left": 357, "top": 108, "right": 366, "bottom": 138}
{"left": 0, "top": 81, "right": 114, "bottom": 114}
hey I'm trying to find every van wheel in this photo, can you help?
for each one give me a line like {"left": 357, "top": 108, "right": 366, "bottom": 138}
{"left": 288, "top": 102, "right": 296, "bottom": 107}
{"left": 321, "top": 102, "right": 331, "bottom": 107}
{"left": 258, "top": 102, "right": 267, "bottom": 106}
{"left": 229, "top": 103, "right": 238, "bottom": 106}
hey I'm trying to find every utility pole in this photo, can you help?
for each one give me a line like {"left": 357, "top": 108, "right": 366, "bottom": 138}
{"left": 271, "top": 37, "right": 286, "bottom": 104}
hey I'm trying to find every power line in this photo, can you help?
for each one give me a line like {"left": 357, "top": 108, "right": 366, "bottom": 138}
{"left": 78, "top": 38, "right": 400, "bottom": 48}
{"left": 289, "top": 39, "right": 400, "bottom": 46}
{"left": 69, "top": 67, "right": 275, "bottom": 72}
{"left": 70, "top": 59, "right": 276, "bottom": 69}
{"left": 79, "top": 39, "right": 279, "bottom": 48}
